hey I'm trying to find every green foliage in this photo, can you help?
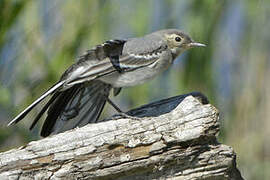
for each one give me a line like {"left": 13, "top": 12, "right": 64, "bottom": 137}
{"left": 0, "top": 0, "right": 30, "bottom": 48}
{"left": 0, "top": 86, "right": 10, "bottom": 105}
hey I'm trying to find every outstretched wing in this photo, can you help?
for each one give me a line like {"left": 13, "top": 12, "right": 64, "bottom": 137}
{"left": 60, "top": 39, "right": 167, "bottom": 88}
{"left": 8, "top": 40, "right": 126, "bottom": 129}
{"left": 39, "top": 80, "right": 111, "bottom": 137}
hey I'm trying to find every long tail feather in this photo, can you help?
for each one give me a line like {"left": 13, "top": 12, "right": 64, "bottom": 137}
{"left": 40, "top": 80, "right": 111, "bottom": 137}
{"left": 29, "top": 92, "right": 60, "bottom": 130}
{"left": 8, "top": 81, "right": 64, "bottom": 126}
{"left": 40, "top": 84, "right": 81, "bottom": 137}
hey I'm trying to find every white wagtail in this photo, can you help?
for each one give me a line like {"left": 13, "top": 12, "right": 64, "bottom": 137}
{"left": 8, "top": 29, "right": 205, "bottom": 137}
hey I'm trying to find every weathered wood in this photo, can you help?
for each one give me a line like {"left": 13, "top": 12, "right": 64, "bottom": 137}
{"left": 0, "top": 92, "right": 244, "bottom": 180}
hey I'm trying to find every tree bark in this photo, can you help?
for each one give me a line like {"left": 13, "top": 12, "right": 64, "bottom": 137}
{"left": 0, "top": 92, "right": 244, "bottom": 180}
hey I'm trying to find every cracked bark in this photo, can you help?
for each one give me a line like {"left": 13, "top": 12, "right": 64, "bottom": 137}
{"left": 0, "top": 92, "right": 244, "bottom": 180}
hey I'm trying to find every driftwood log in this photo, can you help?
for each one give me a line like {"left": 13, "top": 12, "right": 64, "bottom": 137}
{"left": 0, "top": 92, "right": 244, "bottom": 180}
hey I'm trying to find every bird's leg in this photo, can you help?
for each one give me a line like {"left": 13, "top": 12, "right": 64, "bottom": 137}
{"left": 106, "top": 97, "right": 123, "bottom": 113}
{"left": 105, "top": 97, "right": 141, "bottom": 121}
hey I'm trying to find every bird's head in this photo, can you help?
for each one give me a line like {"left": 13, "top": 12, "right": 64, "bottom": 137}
{"left": 157, "top": 29, "right": 206, "bottom": 58}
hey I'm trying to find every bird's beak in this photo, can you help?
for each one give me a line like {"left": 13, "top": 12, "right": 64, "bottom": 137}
{"left": 188, "top": 42, "right": 206, "bottom": 47}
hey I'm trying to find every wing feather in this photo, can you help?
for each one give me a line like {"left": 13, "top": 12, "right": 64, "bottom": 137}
{"left": 40, "top": 81, "right": 111, "bottom": 137}
{"left": 61, "top": 39, "right": 167, "bottom": 86}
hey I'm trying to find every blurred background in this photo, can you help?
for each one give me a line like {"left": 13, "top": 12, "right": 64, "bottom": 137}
{"left": 0, "top": 0, "right": 269, "bottom": 179}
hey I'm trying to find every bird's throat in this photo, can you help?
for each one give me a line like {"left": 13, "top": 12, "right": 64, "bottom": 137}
{"left": 171, "top": 47, "right": 185, "bottom": 59}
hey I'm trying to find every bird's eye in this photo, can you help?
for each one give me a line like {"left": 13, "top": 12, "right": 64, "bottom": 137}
{"left": 175, "top": 36, "right": 181, "bottom": 42}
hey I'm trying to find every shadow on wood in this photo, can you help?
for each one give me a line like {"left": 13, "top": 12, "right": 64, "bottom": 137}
{"left": 0, "top": 92, "right": 244, "bottom": 180}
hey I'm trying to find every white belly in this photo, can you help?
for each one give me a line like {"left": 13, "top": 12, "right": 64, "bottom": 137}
{"left": 100, "top": 67, "right": 158, "bottom": 87}
{"left": 99, "top": 57, "right": 172, "bottom": 87}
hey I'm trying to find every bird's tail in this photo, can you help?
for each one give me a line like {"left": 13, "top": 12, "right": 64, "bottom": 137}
{"left": 8, "top": 81, "right": 64, "bottom": 126}
{"left": 39, "top": 80, "right": 111, "bottom": 137}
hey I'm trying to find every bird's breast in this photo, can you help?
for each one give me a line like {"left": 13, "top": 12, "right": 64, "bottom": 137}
{"left": 99, "top": 55, "right": 173, "bottom": 88}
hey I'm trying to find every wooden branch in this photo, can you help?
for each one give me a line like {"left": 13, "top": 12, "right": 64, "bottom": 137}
{"left": 0, "top": 92, "right": 244, "bottom": 180}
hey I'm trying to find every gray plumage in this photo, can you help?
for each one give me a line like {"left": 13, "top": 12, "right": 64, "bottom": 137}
{"left": 8, "top": 29, "right": 205, "bottom": 137}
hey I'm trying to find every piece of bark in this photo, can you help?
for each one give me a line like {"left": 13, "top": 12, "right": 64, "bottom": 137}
{"left": 0, "top": 92, "right": 244, "bottom": 180}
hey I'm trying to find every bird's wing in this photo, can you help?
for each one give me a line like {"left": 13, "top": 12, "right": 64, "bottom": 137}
{"left": 39, "top": 80, "right": 111, "bottom": 137}
{"left": 61, "top": 39, "right": 168, "bottom": 87}
{"left": 8, "top": 40, "right": 125, "bottom": 128}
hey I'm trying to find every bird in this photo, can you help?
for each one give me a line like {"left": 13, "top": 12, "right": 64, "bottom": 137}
{"left": 8, "top": 29, "right": 205, "bottom": 137}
